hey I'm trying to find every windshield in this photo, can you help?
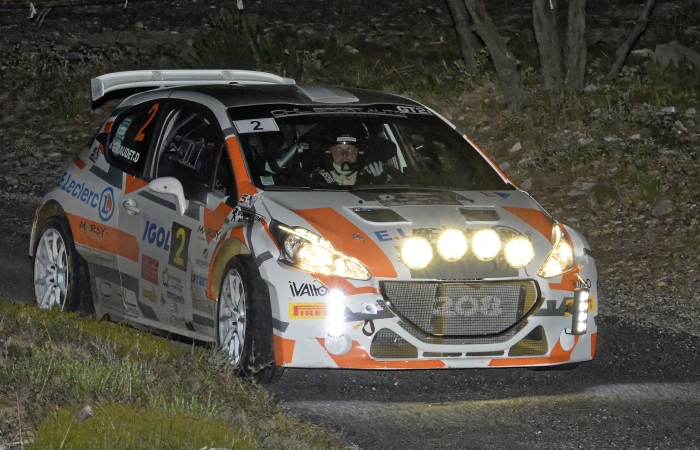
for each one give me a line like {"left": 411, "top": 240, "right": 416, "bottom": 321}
{"left": 228, "top": 104, "right": 512, "bottom": 191}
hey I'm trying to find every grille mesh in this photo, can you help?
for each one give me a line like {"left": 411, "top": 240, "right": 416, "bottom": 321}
{"left": 381, "top": 280, "right": 539, "bottom": 339}
{"left": 509, "top": 326, "right": 549, "bottom": 356}
{"left": 370, "top": 328, "right": 418, "bottom": 359}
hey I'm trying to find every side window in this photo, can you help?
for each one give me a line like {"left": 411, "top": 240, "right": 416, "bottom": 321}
{"left": 155, "top": 106, "right": 225, "bottom": 201}
{"left": 107, "top": 102, "right": 161, "bottom": 175}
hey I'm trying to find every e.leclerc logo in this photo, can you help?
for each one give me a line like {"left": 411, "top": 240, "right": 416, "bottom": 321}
{"left": 98, "top": 187, "right": 115, "bottom": 221}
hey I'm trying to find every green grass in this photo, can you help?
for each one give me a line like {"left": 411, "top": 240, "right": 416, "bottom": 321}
{"left": 35, "top": 403, "right": 253, "bottom": 450}
{"left": 0, "top": 301, "right": 344, "bottom": 449}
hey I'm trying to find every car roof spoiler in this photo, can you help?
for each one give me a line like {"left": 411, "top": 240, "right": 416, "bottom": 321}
{"left": 90, "top": 69, "right": 296, "bottom": 101}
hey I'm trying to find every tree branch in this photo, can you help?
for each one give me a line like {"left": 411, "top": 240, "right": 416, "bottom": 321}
{"left": 607, "top": 0, "right": 655, "bottom": 80}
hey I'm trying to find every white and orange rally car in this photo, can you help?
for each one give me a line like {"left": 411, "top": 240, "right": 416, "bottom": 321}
{"left": 30, "top": 70, "right": 597, "bottom": 381}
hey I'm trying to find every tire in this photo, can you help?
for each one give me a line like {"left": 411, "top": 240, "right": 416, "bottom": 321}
{"left": 33, "top": 216, "right": 94, "bottom": 316}
{"left": 216, "top": 256, "right": 284, "bottom": 383}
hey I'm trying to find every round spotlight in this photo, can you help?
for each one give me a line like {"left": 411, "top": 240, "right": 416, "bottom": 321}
{"left": 471, "top": 229, "right": 501, "bottom": 261}
{"left": 504, "top": 237, "right": 535, "bottom": 268}
{"left": 401, "top": 237, "right": 433, "bottom": 269}
{"left": 437, "top": 229, "right": 468, "bottom": 262}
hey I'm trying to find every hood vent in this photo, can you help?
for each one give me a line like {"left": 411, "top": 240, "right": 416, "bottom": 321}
{"left": 350, "top": 207, "right": 408, "bottom": 223}
{"left": 459, "top": 208, "right": 501, "bottom": 222}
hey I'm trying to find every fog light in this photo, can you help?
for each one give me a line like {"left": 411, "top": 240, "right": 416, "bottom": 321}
{"left": 401, "top": 236, "right": 433, "bottom": 269}
{"left": 325, "top": 335, "right": 352, "bottom": 355}
{"left": 327, "top": 290, "right": 346, "bottom": 338}
{"left": 504, "top": 237, "right": 534, "bottom": 269}
{"left": 437, "top": 229, "right": 468, "bottom": 262}
{"left": 568, "top": 287, "right": 589, "bottom": 335}
{"left": 472, "top": 229, "right": 501, "bottom": 261}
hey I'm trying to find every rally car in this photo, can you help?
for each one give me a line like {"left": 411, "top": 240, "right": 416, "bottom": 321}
{"left": 30, "top": 70, "right": 597, "bottom": 381}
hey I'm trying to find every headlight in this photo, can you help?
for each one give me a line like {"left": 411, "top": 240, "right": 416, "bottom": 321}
{"left": 437, "top": 229, "right": 468, "bottom": 262}
{"left": 537, "top": 224, "right": 576, "bottom": 278}
{"left": 471, "top": 229, "right": 501, "bottom": 261}
{"left": 401, "top": 236, "right": 433, "bottom": 269}
{"left": 271, "top": 222, "right": 371, "bottom": 280}
{"left": 504, "top": 237, "right": 534, "bottom": 268}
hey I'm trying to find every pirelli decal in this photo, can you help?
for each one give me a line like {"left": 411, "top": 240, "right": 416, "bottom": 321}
{"left": 289, "top": 302, "right": 327, "bottom": 319}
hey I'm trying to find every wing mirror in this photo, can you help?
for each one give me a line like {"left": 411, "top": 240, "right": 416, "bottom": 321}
{"left": 148, "top": 177, "right": 188, "bottom": 216}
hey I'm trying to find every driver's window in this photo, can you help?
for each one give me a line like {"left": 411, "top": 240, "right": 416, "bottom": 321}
{"left": 155, "top": 106, "right": 223, "bottom": 202}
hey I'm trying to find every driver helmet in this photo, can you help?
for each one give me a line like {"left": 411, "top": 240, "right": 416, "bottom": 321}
{"left": 323, "top": 123, "right": 367, "bottom": 173}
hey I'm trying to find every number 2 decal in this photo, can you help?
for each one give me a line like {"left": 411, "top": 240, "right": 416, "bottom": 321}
{"left": 168, "top": 222, "right": 191, "bottom": 271}
{"left": 135, "top": 103, "right": 160, "bottom": 142}
{"left": 251, "top": 120, "right": 262, "bottom": 130}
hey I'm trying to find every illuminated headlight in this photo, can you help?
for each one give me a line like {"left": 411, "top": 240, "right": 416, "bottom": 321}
{"left": 504, "top": 237, "right": 534, "bottom": 269}
{"left": 271, "top": 222, "right": 371, "bottom": 280}
{"left": 537, "top": 224, "right": 576, "bottom": 278}
{"left": 326, "top": 290, "right": 346, "bottom": 338}
{"left": 401, "top": 236, "right": 433, "bottom": 269}
{"left": 437, "top": 229, "right": 468, "bottom": 262}
{"left": 471, "top": 229, "right": 501, "bottom": 261}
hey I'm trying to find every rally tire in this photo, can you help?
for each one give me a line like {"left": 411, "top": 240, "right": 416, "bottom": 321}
{"left": 216, "top": 256, "right": 284, "bottom": 384}
{"left": 33, "top": 216, "right": 94, "bottom": 316}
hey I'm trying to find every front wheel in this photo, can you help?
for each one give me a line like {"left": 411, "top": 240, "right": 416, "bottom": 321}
{"left": 217, "top": 256, "right": 283, "bottom": 383}
{"left": 33, "top": 216, "right": 93, "bottom": 315}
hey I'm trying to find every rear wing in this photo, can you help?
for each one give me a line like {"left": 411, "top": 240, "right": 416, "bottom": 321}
{"left": 91, "top": 69, "right": 296, "bottom": 101}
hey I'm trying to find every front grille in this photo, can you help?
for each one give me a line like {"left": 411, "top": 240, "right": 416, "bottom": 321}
{"left": 509, "top": 326, "right": 549, "bottom": 356}
{"left": 370, "top": 328, "right": 418, "bottom": 359}
{"left": 380, "top": 280, "right": 540, "bottom": 339}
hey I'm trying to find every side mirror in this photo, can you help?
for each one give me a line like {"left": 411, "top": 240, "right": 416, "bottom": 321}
{"left": 148, "top": 177, "right": 188, "bottom": 216}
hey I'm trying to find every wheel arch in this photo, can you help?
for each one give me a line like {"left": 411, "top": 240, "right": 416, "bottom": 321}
{"left": 30, "top": 200, "right": 67, "bottom": 257}
{"left": 207, "top": 236, "right": 251, "bottom": 300}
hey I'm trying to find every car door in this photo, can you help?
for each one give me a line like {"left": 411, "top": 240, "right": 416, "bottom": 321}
{"left": 124, "top": 101, "right": 235, "bottom": 336}
{"left": 101, "top": 100, "right": 164, "bottom": 320}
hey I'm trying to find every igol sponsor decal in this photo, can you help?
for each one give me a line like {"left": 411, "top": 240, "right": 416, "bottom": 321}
{"left": 56, "top": 172, "right": 114, "bottom": 222}
{"left": 141, "top": 254, "right": 159, "bottom": 285}
{"left": 289, "top": 281, "right": 328, "bottom": 297}
{"left": 142, "top": 220, "right": 171, "bottom": 250}
{"left": 289, "top": 302, "right": 327, "bottom": 319}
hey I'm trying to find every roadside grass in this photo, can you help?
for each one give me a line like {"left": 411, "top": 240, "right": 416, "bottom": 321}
{"left": 0, "top": 301, "right": 344, "bottom": 449}
{"left": 35, "top": 403, "right": 253, "bottom": 450}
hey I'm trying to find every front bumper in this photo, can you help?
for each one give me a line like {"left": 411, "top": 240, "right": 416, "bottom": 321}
{"left": 261, "top": 260, "right": 598, "bottom": 369}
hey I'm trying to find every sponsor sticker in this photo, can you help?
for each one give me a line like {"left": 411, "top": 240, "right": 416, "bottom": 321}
{"left": 79, "top": 221, "right": 107, "bottom": 237}
{"left": 141, "top": 254, "right": 159, "bottom": 285}
{"left": 162, "top": 267, "right": 184, "bottom": 293}
{"left": 289, "top": 281, "right": 328, "bottom": 297}
{"left": 289, "top": 302, "right": 328, "bottom": 319}
{"left": 56, "top": 172, "right": 115, "bottom": 222}
{"left": 167, "top": 291, "right": 185, "bottom": 304}
{"left": 142, "top": 287, "right": 158, "bottom": 303}
{"left": 142, "top": 221, "right": 171, "bottom": 250}
{"left": 191, "top": 273, "right": 207, "bottom": 288}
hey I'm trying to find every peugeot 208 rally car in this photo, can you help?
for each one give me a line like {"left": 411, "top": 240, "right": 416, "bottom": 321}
{"left": 30, "top": 70, "right": 597, "bottom": 381}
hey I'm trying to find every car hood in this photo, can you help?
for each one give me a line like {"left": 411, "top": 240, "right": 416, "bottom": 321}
{"left": 258, "top": 189, "right": 556, "bottom": 279}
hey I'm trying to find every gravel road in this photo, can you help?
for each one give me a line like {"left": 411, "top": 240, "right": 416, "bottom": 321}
{"left": 3, "top": 195, "right": 699, "bottom": 449}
